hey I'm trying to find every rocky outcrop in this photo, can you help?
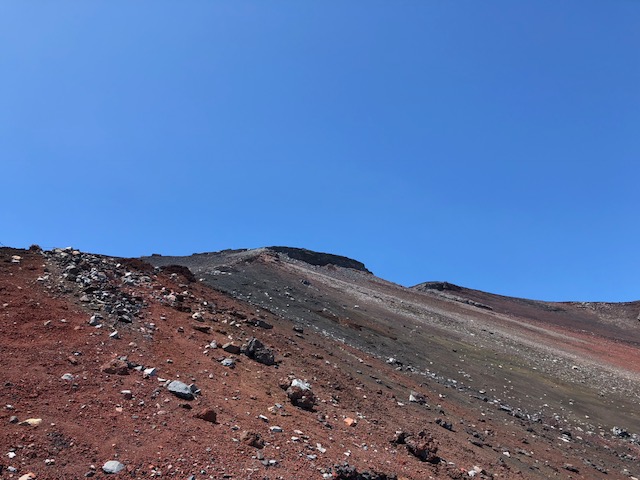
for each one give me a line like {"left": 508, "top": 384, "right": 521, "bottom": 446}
{"left": 412, "top": 281, "right": 493, "bottom": 310}
{"left": 331, "top": 463, "right": 397, "bottom": 480}
{"left": 391, "top": 430, "right": 439, "bottom": 463}
{"left": 241, "top": 337, "right": 276, "bottom": 366}
{"left": 268, "top": 247, "right": 371, "bottom": 273}
{"left": 412, "top": 281, "right": 462, "bottom": 292}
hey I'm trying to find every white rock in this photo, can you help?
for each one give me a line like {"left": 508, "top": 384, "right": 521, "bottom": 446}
{"left": 291, "top": 379, "right": 310, "bottom": 390}
{"left": 102, "top": 460, "right": 125, "bottom": 474}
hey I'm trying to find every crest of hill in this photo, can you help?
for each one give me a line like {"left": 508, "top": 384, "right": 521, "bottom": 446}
{"left": 145, "top": 246, "right": 371, "bottom": 274}
{"left": 266, "top": 246, "right": 371, "bottom": 273}
{"left": 412, "top": 281, "right": 463, "bottom": 292}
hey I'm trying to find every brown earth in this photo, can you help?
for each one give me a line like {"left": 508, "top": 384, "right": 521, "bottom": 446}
{"left": 1, "top": 246, "right": 639, "bottom": 479}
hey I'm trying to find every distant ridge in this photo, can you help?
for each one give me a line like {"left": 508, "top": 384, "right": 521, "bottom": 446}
{"left": 412, "top": 281, "right": 463, "bottom": 292}
{"left": 144, "top": 246, "right": 372, "bottom": 274}
{"left": 267, "top": 246, "right": 371, "bottom": 273}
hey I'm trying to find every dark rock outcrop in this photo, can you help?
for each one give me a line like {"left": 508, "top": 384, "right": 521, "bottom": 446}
{"left": 159, "top": 264, "right": 196, "bottom": 283}
{"left": 332, "top": 463, "right": 397, "bottom": 480}
{"left": 241, "top": 337, "right": 276, "bottom": 366}
{"left": 412, "top": 281, "right": 462, "bottom": 292}
{"left": 268, "top": 247, "right": 371, "bottom": 273}
{"left": 405, "top": 431, "right": 439, "bottom": 463}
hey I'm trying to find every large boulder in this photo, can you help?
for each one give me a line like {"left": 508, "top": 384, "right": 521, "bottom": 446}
{"left": 102, "top": 460, "right": 125, "bottom": 474}
{"left": 404, "top": 431, "right": 439, "bottom": 463}
{"left": 166, "top": 380, "right": 195, "bottom": 400}
{"left": 283, "top": 378, "right": 317, "bottom": 411}
{"left": 242, "top": 337, "right": 276, "bottom": 366}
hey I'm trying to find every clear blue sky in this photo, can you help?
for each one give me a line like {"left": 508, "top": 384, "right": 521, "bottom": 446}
{"left": 1, "top": 2, "right": 638, "bottom": 302}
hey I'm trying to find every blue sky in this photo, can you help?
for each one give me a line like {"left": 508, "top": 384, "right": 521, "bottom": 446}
{"left": 1, "top": 2, "right": 638, "bottom": 302}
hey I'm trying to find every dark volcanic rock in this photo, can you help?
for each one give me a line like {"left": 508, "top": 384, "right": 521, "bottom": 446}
{"left": 160, "top": 264, "right": 196, "bottom": 282}
{"left": 435, "top": 418, "right": 453, "bottom": 431}
{"left": 332, "top": 463, "right": 396, "bottom": 480}
{"left": 253, "top": 348, "right": 275, "bottom": 366}
{"left": 283, "top": 378, "right": 317, "bottom": 411}
{"left": 413, "top": 281, "right": 462, "bottom": 292}
{"left": 404, "top": 431, "right": 439, "bottom": 463}
{"left": 390, "top": 430, "right": 409, "bottom": 445}
{"left": 268, "top": 246, "right": 371, "bottom": 273}
{"left": 222, "top": 342, "right": 241, "bottom": 354}
{"left": 242, "top": 337, "right": 276, "bottom": 366}
{"left": 247, "top": 318, "right": 273, "bottom": 329}
{"left": 611, "top": 426, "right": 630, "bottom": 438}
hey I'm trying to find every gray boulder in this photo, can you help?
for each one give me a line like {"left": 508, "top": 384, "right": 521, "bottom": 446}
{"left": 167, "top": 380, "right": 195, "bottom": 400}
{"left": 242, "top": 337, "right": 276, "bottom": 366}
{"left": 102, "top": 460, "right": 125, "bottom": 474}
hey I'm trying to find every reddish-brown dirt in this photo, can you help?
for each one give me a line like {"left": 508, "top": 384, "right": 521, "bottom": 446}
{"left": 1, "top": 247, "right": 639, "bottom": 479}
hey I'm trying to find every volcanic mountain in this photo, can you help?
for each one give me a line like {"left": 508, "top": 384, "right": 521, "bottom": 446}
{"left": 1, "top": 245, "right": 639, "bottom": 479}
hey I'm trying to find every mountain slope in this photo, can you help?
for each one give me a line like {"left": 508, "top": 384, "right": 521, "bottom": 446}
{"left": 1, "top": 246, "right": 639, "bottom": 479}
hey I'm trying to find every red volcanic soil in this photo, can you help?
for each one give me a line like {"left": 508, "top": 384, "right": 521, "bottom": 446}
{"left": 1, "top": 247, "right": 640, "bottom": 479}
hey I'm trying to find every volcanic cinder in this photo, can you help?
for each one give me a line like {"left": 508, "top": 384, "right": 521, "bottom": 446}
{"left": 1, "top": 245, "right": 639, "bottom": 479}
